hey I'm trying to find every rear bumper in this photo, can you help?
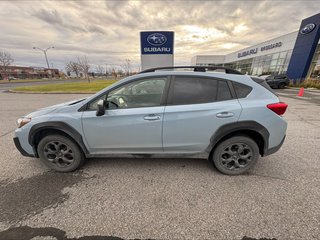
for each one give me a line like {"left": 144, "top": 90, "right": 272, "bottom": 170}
{"left": 264, "top": 135, "right": 286, "bottom": 156}
{"left": 13, "top": 137, "right": 35, "bottom": 157}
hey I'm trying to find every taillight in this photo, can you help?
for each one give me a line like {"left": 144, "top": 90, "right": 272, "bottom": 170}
{"left": 267, "top": 102, "right": 288, "bottom": 115}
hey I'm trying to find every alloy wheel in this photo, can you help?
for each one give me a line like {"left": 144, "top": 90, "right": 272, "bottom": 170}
{"left": 43, "top": 141, "right": 75, "bottom": 168}
{"left": 220, "top": 143, "right": 253, "bottom": 170}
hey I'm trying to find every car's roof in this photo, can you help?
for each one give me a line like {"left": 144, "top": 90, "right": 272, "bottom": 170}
{"left": 137, "top": 70, "right": 251, "bottom": 82}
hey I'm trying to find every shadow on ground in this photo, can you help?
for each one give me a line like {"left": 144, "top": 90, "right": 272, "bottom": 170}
{"left": 0, "top": 226, "right": 277, "bottom": 240}
{"left": 0, "top": 171, "right": 88, "bottom": 223}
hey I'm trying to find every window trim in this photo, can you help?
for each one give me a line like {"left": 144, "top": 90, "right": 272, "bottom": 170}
{"left": 167, "top": 75, "right": 235, "bottom": 106}
{"left": 79, "top": 75, "right": 171, "bottom": 111}
{"left": 227, "top": 80, "right": 237, "bottom": 99}
{"left": 217, "top": 79, "right": 234, "bottom": 101}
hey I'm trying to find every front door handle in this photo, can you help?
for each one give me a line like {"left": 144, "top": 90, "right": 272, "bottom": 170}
{"left": 216, "top": 112, "right": 234, "bottom": 118}
{"left": 144, "top": 114, "right": 161, "bottom": 121}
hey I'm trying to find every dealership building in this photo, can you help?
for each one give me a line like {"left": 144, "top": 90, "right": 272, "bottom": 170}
{"left": 0, "top": 66, "right": 60, "bottom": 80}
{"left": 191, "top": 13, "right": 320, "bottom": 80}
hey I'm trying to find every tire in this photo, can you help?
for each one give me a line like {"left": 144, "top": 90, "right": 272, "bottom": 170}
{"left": 278, "top": 83, "right": 286, "bottom": 89}
{"left": 37, "top": 134, "right": 85, "bottom": 172}
{"left": 211, "top": 136, "right": 259, "bottom": 175}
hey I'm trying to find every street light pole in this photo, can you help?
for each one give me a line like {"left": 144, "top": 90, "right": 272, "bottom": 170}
{"left": 33, "top": 46, "right": 54, "bottom": 69}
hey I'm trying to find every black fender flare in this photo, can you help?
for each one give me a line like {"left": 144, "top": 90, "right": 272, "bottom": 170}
{"left": 207, "top": 121, "right": 269, "bottom": 155}
{"left": 28, "top": 121, "right": 89, "bottom": 155}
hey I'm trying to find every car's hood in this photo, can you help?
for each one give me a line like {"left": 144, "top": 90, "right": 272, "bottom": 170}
{"left": 26, "top": 98, "right": 86, "bottom": 118}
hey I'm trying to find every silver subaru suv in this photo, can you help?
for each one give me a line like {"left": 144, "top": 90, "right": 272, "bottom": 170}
{"left": 14, "top": 66, "right": 288, "bottom": 175}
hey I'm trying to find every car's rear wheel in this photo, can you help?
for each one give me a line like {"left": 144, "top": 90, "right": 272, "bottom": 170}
{"left": 278, "top": 83, "right": 286, "bottom": 89}
{"left": 211, "top": 136, "right": 259, "bottom": 175}
{"left": 37, "top": 134, "right": 85, "bottom": 172}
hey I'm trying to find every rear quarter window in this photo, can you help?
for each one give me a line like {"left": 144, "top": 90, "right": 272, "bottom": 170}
{"left": 232, "top": 82, "right": 252, "bottom": 98}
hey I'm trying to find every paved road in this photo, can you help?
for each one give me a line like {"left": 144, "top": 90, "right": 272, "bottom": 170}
{"left": 276, "top": 88, "right": 320, "bottom": 105}
{"left": 0, "top": 90, "right": 319, "bottom": 240}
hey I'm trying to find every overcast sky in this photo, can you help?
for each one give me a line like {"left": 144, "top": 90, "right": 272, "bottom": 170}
{"left": 0, "top": 0, "right": 319, "bottom": 71}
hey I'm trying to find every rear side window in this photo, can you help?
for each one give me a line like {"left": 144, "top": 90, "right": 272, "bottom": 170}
{"left": 171, "top": 77, "right": 217, "bottom": 105}
{"left": 251, "top": 77, "right": 277, "bottom": 96}
{"left": 232, "top": 82, "right": 252, "bottom": 98}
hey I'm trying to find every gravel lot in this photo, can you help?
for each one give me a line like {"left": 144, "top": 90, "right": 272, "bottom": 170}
{"left": 0, "top": 89, "right": 319, "bottom": 240}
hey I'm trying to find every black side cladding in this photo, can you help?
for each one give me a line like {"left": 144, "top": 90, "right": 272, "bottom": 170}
{"left": 13, "top": 137, "right": 35, "bottom": 157}
{"left": 208, "top": 121, "right": 270, "bottom": 156}
{"left": 28, "top": 122, "right": 89, "bottom": 155}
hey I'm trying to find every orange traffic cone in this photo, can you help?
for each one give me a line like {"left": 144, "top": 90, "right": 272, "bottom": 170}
{"left": 297, "top": 87, "right": 304, "bottom": 97}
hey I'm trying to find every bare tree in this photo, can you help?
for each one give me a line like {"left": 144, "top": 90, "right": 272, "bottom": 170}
{"left": 77, "top": 56, "right": 91, "bottom": 82}
{"left": 117, "top": 68, "right": 124, "bottom": 77}
{"left": 105, "top": 66, "right": 112, "bottom": 77}
{"left": 122, "top": 59, "right": 132, "bottom": 76}
{"left": 0, "top": 50, "right": 14, "bottom": 81}
{"left": 110, "top": 66, "right": 118, "bottom": 79}
{"left": 65, "top": 61, "right": 80, "bottom": 78}
{"left": 95, "top": 64, "right": 105, "bottom": 76}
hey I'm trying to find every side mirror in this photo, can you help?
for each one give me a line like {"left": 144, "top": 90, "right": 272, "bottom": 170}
{"left": 96, "top": 99, "right": 105, "bottom": 116}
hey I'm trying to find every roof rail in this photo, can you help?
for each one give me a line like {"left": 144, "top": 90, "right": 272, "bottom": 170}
{"left": 140, "top": 66, "right": 243, "bottom": 75}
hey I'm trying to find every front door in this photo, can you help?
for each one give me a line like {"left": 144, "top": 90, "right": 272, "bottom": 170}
{"left": 81, "top": 77, "right": 168, "bottom": 154}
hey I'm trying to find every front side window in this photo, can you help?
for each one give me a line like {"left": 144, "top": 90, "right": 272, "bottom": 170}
{"left": 88, "top": 77, "right": 167, "bottom": 110}
{"left": 170, "top": 77, "right": 218, "bottom": 105}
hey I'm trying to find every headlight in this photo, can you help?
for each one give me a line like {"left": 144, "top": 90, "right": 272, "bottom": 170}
{"left": 16, "top": 117, "right": 32, "bottom": 128}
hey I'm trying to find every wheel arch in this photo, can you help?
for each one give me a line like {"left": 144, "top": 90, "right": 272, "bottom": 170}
{"left": 28, "top": 121, "right": 89, "bottom": 157}
{"left": 207, "top": 121, "right": 269, "bottom": 157}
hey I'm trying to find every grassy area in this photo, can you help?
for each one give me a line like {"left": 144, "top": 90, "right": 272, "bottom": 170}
{"left": 289, "top": 78, "right": 320, "bottom": 89}
{"left": 11, "top": 80, "right": 117, "bottom": 93}
{"left": 0, "top": 78, "right": 65, "bottom": 84}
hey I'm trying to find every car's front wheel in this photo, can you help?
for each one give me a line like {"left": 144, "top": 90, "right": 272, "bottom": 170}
{"left": 37, "top": 134, "right": 85, "bottom": 172}
{"left": 211, "top": 136, "right": 259, "bottom": 175}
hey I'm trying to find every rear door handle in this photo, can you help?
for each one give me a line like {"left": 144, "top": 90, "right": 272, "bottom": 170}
{"left": 144, "top": 114, "right": 161, "bottom": 121}
{"left": 216, "top": 112, "right": 234, "bottom": 118}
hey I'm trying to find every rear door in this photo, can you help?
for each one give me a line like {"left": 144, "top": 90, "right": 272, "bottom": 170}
{"left": 163, "top": 76, "right": 242, "bottom": 153}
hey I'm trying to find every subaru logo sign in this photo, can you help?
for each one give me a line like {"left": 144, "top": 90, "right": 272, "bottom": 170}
{"left": 300, "top": 23, "right": 316, "bottom": 35}
{"left": 147, "top": 33, "right": 167, "bottom": 46}
{"left": 141, "top": 31, "right": 174, "bottom": 55}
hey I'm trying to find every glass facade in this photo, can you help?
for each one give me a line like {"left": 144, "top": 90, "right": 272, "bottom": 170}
{"left": 223, "top": 50, "right": 292, "bottom": 75}
{"left": 195, "top": 43, "right": 320, "bottom": 78}
{"left": 308, "top": 44, "right": 320, "bottom": 78}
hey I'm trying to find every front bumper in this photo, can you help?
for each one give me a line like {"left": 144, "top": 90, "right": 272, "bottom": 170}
{"left": 13, "top": 137, "right": 35, "bottom": 157}
{"left": 263, "top": 135, "right": 286, "bottom": 156}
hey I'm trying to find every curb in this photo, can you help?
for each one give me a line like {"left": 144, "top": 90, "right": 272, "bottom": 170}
{"left": 288, "top": 87, "right": 320, "bottom": 93}
{"left": 0, "top": 79, "right": 66, "bottom": 85}
{"left": 8, "top": 90, "right": 93, "bottom": 94}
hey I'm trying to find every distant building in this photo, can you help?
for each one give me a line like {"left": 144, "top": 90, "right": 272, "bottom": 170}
{"left": 0, "top": 65, "right": 60, "bottom": 80}
{"left": 191, "top": 13, "right": 320, "bottom": 80}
